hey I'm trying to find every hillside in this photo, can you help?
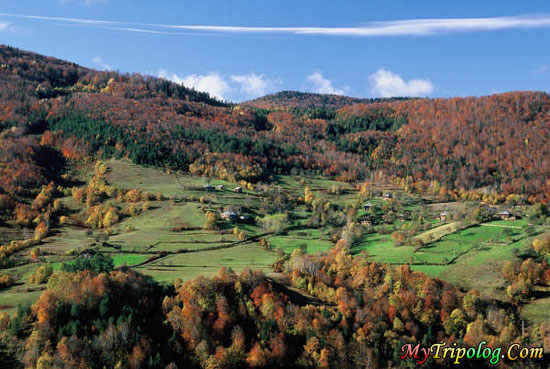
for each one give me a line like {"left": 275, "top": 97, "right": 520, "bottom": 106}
{"left": 244, "top": 90, "right": 408, "bottom": 110}
{"left": 2, "top": 45, "right": 550, "bottom": 201}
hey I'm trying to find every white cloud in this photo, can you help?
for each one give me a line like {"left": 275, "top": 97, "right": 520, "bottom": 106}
{"left": 3, "top": 13, "right": 550, "bottom": 38}
{"left": 230, "top": 73, "right": 282, "bottom": 98}
{"left": 304, "top": 71, "right": 347, "bottom": 95}
{"left": 369, "top": 68, "right": 434, "bottom": 97}
{"left": 92, "top": 56, "right": 111, "bottom": 70}
{"left": 158, "top": 70, "right": 281, "bottom": 101}
{"left": 159, "top": 70, "right": 230, "bottom": 100}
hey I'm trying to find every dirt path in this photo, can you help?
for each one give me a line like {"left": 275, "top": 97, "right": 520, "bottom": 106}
{"left": 480, "top": 223, "right": 522, "bottom": 229}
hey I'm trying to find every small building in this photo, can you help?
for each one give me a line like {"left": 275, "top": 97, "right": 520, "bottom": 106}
{"left": 216, "top": 185, "right": 225, "bottom": 191}
{"left": 363, "top": 202, "right": 373, "bottom": 211}
{"left": 438, "top": 211, "right": 448, "bottom": 221}
{"left": 220, "top": 211, "right": 238, "bottom": 221}
{"left": 498, "top": 210, "right": 516, "bottom": 221}
{"left": 203, "top": 184, "right": 215, "bottom": 192}
{"left": 234, "top": 187, "right": 243, "bottom": 193}
{"left": 383, "top": 193, "right": 393, "bottom": 200}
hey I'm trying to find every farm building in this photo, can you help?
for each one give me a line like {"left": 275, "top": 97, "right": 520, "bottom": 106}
{"left": 234, "top": 187, "right": 243, "bottom": 193}
{"left": 203, "top": 184, "right": 215, "bottom": 191}
{"left": 438, "top": 211, "right": 448, "bottom": 221}
{"left": 220, "top": 211, "right": 238, "bottom": 221}
{"left": 498, "top": 210, "right": 516, "bottom": 221}
{"left": 216, "top": 185, "right": 225, "bottom": 191}
{"left": 363, "top": 202, "right": 372, "bottom": 211}
{"left": 383, "top": 193, "right": 393, "bottom": 200}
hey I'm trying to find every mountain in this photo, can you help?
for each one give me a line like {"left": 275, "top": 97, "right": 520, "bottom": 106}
{"left": 1, "top": 45, "right": 550, "bottom": 202}
{"left": 244, "top": 90, "right": 409, "bottom": 110}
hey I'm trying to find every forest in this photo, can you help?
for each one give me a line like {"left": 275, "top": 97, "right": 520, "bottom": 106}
{"left": 2, "top": 45, "right": 550, "bottom": 201}
{"left": 2, "top": 247, "right": 547, "bottom": 368}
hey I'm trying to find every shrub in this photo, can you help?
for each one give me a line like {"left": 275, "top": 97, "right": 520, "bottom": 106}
{"left": 29, "top": 265, "right": 53, "bottom": 284}
{"left": 61, "top": 252, "right": 114, "bottom": 274}
{"left": 0, "top": 274, "right": 15, "bottom": 288}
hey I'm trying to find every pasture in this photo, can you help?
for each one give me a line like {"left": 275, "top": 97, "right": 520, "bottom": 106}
{"left": 1, "top": 158, "right": 549, "bottom": 331}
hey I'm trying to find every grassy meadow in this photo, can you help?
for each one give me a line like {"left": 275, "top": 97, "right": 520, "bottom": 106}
{"left": 1, "top": 158, "right": 549, "bottom": 329}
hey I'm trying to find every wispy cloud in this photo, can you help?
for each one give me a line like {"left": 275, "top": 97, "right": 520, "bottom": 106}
{"left": 369, "top": 68, "right": 434, "bottom": 97}
{"left": 159, "top": 15, "right": 550, "bottom": 36}
{"left": 0, "top": 20, "right": 25, "bottom": 34}
{"left": 92, "top": 56, "right": 111, "bottom": 70}
{"left": 2, "top": 13, "right": 550, "bottom": 38}
{"left": 0, "top": 13, "right": 116, "bottom": 26}
{"left": 535, "top": 64, "right": 548, "bottom": 74}
{"left": 303, "top": 71, "right": 348, "bottom": 95}
{"left": 59, "top": 0, "right": 107, "bottom": 6}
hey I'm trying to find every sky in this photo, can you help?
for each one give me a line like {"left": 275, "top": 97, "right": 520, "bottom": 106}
{"left": 1, "top": 1, "right": 550, "bottom": 102}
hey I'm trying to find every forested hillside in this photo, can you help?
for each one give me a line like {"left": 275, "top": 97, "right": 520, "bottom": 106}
{"left": 2, "top": 248, "right": 545, "bottom": 368}
{"left": 1, "top": 45, "right": 550, "bottom": 202}
{"left": 245, "top": 90, "right": 408, "bottom": 110}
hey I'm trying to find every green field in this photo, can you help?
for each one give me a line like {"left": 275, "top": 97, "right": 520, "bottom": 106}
{"left": 413, "top": 221, "right": 462, "bottom": 244}
{"left": 137, "top": 243, "right": 278, "bottom": 281}
{"left": 1, "top": 158, "right": 548, "bottom": 330}
{"left": 267, "top": 228, "right": 333, "bottom": 254}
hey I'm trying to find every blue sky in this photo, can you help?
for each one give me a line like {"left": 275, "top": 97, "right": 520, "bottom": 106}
{"left": 1, "top": 0, "right": 550, "bottom": 102}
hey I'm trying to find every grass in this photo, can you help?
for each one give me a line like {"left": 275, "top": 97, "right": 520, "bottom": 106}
{"left": 4, "top": 158, "right": 549, "bottom": 317}
{"left": 483, "top": 218, "right": 529, "bottom": 227}
{"left": 109, "top": 253, "right": 151, "bottom": 267}
{"left": 413, "top": 221, "right": 462, "bottom": 244}
{"left": 138, "top": 243, "right": 278, "bottom": 281}
{"left": 269, "top": 234, "right": 333, "bottom": 254}
{"left": 410, "top": 265, "right": 448, "bottom": 278}
{"left": 104, "top": 202, "right": 216, "bottom": 252}
{"left": 352, "top": 234, "right": 417, "bottom": 263}
{"left": 0, "top": 288, "right": 44, "bottom": 314}
{"left": 521, "top": 296, "right": 550, "bottom": 327}
{"left": 40, "top": 226, "right": 94, "bottom": 254}
{"left": 105, "top": 158, "right": 256, "bottom": 197}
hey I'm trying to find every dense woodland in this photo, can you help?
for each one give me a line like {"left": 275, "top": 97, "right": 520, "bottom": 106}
{"left": 246, "top": 91, "right": 408, "bottom": 110}
{"left": 1, "top": 247, "right": 547, "bottom": 368}
{"left": 2, "top": 45, "right": 550, "bottom": 202}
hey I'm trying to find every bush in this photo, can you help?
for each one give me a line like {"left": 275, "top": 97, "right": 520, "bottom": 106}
{"left": 204, "top": 211, "right": 219, "bottom": 230}
{"left": 29, "top": 265, "right": 53, "bottom": 284}
{"left": 61, "top": 252, "right": 114, "bottom": 274}
{"left": 258, "top": 213, "right": 288, "bottom": 233}
{"left": 0, "top": 274, "right": 15, "bottom": 288}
